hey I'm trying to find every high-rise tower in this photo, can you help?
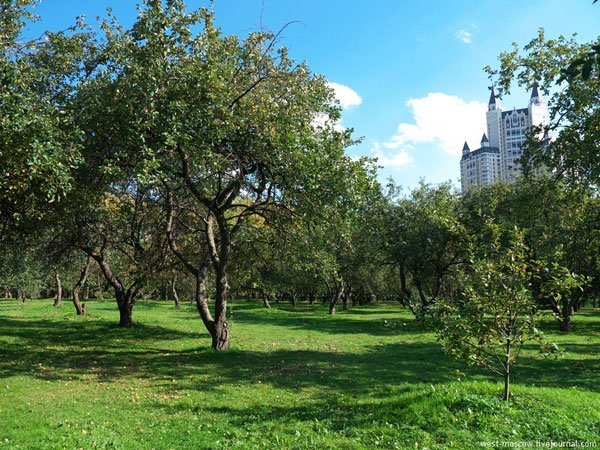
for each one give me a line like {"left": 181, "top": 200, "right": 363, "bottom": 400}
{"left": 460, "top": 87, "right": 548, "bottom": 192}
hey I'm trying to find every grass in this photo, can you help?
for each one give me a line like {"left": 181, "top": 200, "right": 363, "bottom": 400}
{"left": 0, "top": 298, "right": 599, "bottom": 449}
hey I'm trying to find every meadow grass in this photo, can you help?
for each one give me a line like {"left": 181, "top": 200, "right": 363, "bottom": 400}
{"left": 0, "top": 298, "right": 598, "bottom": 449}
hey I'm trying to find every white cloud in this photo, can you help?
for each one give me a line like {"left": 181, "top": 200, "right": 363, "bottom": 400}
{"left": 382, "top": 92, "right": 487, "bottom": 157}
{"left": 371, "top": 142, "right": 414, "bottom": 168}
{"left": 327, "top": 82, "right": 362, "bottom": 109}
{"left": 455, "top": 29, "right": 472, "bottom": 44}
{"left": 313, "top": 82, "right": 362, "bottom": 131}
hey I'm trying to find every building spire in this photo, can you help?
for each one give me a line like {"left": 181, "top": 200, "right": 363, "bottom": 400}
{"left": 529, "top": 84, "right": 543, "bottom": 106}
{"left": 488, "top": 85, "right": 498, "bottom": 111}
{"left": 530, "top": 85, "right": 539, "bottom": 99}
{"left": 462, "top": 141, "right": 470, "bottom": 155}
{"left": 488, "top": 86, "right": 496, "bottom": 105}
{"left": 480, "top": 133, "right": 489, "bottom": 146}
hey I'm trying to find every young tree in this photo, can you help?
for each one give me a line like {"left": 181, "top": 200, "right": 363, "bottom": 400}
{"left": 460, "top": 177, "right": 598, "bottom": 332}
{"left": 435, "top": 223, "right": 583, "bottom": 401}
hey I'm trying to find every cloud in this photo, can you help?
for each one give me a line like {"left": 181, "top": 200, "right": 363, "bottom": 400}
{"left": 327, "top": 82, "right": 362, "bottom": 109}
{"left": 371, "top": 142, "right": 414, "bottom": 168}
{"left": 382, "top": 92, "right": 487, "bottom": 157}
{"left": 313, "top": 82, "right": 362, "bottom": 131}
{"left": 455, "top": 29, "right": 472, "bottom": 44}
{"left": 371, "top": 93, "right": 487, "bottom": 169}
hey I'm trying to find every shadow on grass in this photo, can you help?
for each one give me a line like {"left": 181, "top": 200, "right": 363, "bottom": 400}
{"left": 0, "top": 312, "right": 476, "bottom": 393}
{"left": 534, "top": 309, "right": 600, "bottom": 335}
{"left": 0, "top": 306, "right": 598, "bottom": 396}
{"left": 229, "top": 305, "right": 430, "bottom": 337}
{"left": 157, "top": 388, "right": 438, "bottom": 440}
{"left": 515, "top": 342, "right": 600, "bottom": 391}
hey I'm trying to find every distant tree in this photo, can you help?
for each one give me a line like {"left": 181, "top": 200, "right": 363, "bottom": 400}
{"left": 69, "top": 185, "right": 168, "bottom": 327}
{"left": 0, "top": 231, "right": 51, "bottom": 301}
{"left": 382, "top": 182, "right": 467, "bottom": 317}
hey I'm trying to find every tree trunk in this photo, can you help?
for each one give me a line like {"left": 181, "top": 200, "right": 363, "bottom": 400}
{"left": 72, "top": 257, "right": 92, "bottom": 316}
{"left": 328, "top": 300, "right": 336, "bottom": 315}
{"left": 203, "top": 212, "right": 232, "bottom": 351}
{"left": 399, "top": 264, "right": 411, "bottom": 306}
{"left": 160, "top": 284, "right": 169, "bottom": 301}
{"left": 117, "top": 295, "right": 134, "bottom": 327}
{"left": 290, "top": 291, "right": 297, "bottom": 307}
{"left": 413, "top": 277, "right": 429, "bottom": 313}
{"left": 212, "top": 317, "right": 230, "bottom": 351}
{"left": 503, "top": 365, "right": 510, "bottom": 401}
{"left": 262, "top": 294, "right": 272, "bottom": 309}
{"left": 342, "top": 289, "right": 350, "bottom": 311}
{"left": 53, "top": 271, "right": 62, "bottom": 307}
{"left": 559, "top": 298, "right": 573, "bottom": 333}
{"left": 503, "top": 339, "right": 511, "bottom": 401}
{"left": 194, "top": 263, "right": 216, "bottom": 336}
{"left": 352, "top": 292, "right": 359, "bottom": 307}
{"left": 116, "top": 288, "right": 137, "bottom": 327}
{"left": 172, "top": 278, "right": 180, "bottom": 309}
{"left": 308, "top": 293, "right": 315, "bottom": 305}
{"left": 329, "top": 282, "right": 344, "bottom": 315}
{"left": 211, "top": 265, "right": 230, "bottom": 351}
{"left": 90, "top": 251, "right": 141, "bottom": 327}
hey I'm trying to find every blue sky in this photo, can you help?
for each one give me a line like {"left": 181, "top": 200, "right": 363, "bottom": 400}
{"left": 24, "top": 0, "right": 600, "bottom": 190}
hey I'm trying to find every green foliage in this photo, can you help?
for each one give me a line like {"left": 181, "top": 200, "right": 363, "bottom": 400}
{"left": 0, "top": 2, "right": 93, "bottom": 225}
{"left": 461, "top": 177, "right": 599, "bottom": 330}
{"left": 435, "top": 222, "right": 585, "bottom": 400}
{"left": 381, "top": 181, "right": 466, "bottom": 316}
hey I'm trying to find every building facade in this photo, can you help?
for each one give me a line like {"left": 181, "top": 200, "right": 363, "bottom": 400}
{"left": 460, "top": 87, "right": 548, "bottom": 192}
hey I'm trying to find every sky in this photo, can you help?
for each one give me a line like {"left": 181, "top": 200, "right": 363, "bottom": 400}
{"left": 22, "top": 0, "right": 600, "bottom": 191}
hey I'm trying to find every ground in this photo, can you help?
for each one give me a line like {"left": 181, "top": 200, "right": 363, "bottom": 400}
{"left": 0, "top": 299, "right": 599, "bottom": 449}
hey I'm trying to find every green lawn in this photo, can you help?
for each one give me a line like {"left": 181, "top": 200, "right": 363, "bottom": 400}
{"left": 0, "top": 299, "right": 599, "bottom": 449}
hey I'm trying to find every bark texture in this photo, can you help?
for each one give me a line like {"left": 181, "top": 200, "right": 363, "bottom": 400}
{"left": 53, "top": 271, "right": 62, "bottom": 307}
{"left": 72, "top": 257, "right": 92, "bottom": 316}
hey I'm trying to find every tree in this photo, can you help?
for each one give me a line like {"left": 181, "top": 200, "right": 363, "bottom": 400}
{"left": 71, "top": 255, "right": 93, "bottom": 316}
{"left": 82, "top": 1, "right": 374, "bottom": 348}
{"left": 460, "top": 177, "right": 597, "bottom": 332}
{"left": 1, "top": 1, "right": 90, "bottom": 229}
{"left": 434, "top": 223, "right": 581, "bottom": 401}
{"left": 69, "top": 185, "right": 168, "bottom": 327}
{"left": 381, "top": 182, "right": 466, "bottom": 317}
{"left": 0, "top": 238, "right": 47, "bottom": 301}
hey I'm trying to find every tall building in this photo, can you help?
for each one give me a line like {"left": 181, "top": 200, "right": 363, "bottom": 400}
{"left": 460, "top": 134, "right": 501, "bottom": 192}
{"left": 460, "top": 87, "right": 548, "bottom": 192}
